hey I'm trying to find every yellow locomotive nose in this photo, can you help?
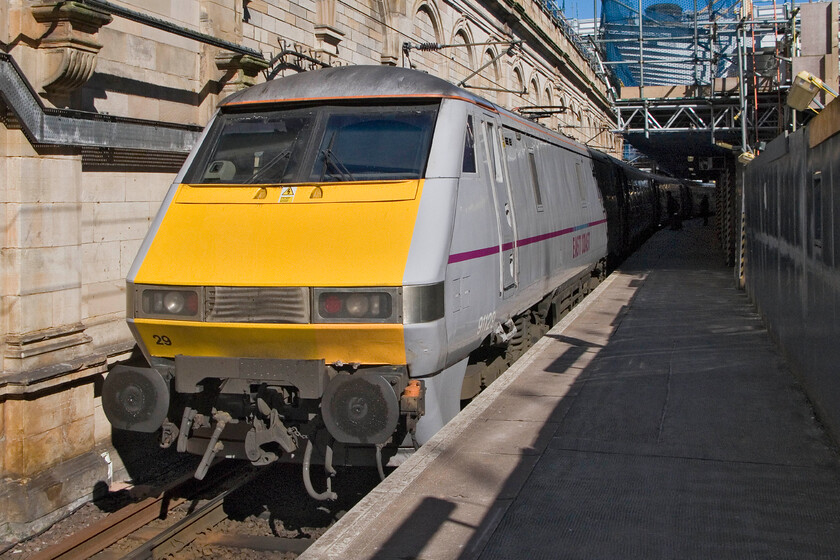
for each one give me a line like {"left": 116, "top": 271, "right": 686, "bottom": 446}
{"left": 135, "top": 181, "right": 421, "bottom": 288}
{"left": 129, "top": 180, "right": 424, "bottom": 366}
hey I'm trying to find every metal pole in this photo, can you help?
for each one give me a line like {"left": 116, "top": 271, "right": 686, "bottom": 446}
{"left": 638, "top": 0, "right": 645, "bottom": 97}
{"left": 594, "top": 0, "right": 598, "bottom": 35}
{"left": 694, "top": 0, "right": 699, "bottom": 86}
{"left": 790, "top": 4, "right": 798, "bottom": 131}
{"left": 737, "top": 23, "right": 749, "bottom": 152}
{"left": 458, "top": 45, "right": 516, "bottom": 87}
{"left": 709, "top": 0, "right": 715, "bottom": 94}
{"left": 598, "top": 34, "right": 721, "bottom": 43}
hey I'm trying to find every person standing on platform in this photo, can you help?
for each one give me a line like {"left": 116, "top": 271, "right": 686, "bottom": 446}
{"left": 667, "top": 191, "right": 682, "bottom": 230}
{"left": 700, "top": 194, "right": 710, "bottom": 226}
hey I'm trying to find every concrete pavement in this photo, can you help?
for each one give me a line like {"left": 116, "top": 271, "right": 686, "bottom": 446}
{"left": 301, "top": 219, "right": 840, "bottom": 560}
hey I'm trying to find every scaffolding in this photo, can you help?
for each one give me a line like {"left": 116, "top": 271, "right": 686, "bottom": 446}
{"left": 590, "top": 0, "right": 813, "bottom": 175}
{"left": 600, "top": 0, "right": 743, "bottom": 87}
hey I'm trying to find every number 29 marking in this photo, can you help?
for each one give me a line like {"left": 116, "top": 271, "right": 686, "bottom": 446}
{"left": 153, "top": 335, "right": 172, "bottom": 346}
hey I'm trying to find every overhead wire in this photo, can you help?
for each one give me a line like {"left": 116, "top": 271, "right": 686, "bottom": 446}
{"left": 331, "top": 0, "right": 594, "bottom": 116}
{"left": 259, "top": 0, "right": 613, "bottom": 144}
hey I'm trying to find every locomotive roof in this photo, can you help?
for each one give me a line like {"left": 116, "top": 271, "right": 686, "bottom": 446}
{"left": 219, "top": 65, "right": 490, "bottom": 108}
{"left": 218, "top": 65, "right": 594, "bottom": 158}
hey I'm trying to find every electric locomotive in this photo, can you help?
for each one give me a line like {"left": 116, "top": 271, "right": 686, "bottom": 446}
{"left": 103, "top": 66, "right": 612, "bottom": 497}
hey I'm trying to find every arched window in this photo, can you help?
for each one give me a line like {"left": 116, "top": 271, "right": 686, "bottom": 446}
{"left": 479, "top": 47, "right": 500, "bottom": 100}
{"left": 512, "top": 66, "right": 525, "bottom": 106}
{"left": 544, "top": 84, "right": 554, "bottom": 127}
{"left": 529, "top": 77, "right": 540, "bottom": 106}
{"left": 451, "top": 28, "right": 474, "bottom": 80}
{"left": 410, "top": 4, "right": 440, "bottom": 71}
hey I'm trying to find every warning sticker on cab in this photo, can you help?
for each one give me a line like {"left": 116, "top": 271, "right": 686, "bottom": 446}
{"left": 279, "top": 187, "right": 296, "bottom": 203}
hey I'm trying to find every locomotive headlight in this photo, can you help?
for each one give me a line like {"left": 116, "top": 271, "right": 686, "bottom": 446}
{"left": 135, "top": 286, "right": 201, "bottom": 319}
{"left": 163, "top": 292, "right": 186, "bottom": 314}
{"left": 313, "top": 288, "right": 400, "bottom": 323}
{"left": 344, "top": 294, "right": 370, "bottom": 317}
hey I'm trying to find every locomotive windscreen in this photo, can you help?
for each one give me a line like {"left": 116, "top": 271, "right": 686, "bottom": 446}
{"left": 185, "top": 103, "right": 439, "bottom": 185}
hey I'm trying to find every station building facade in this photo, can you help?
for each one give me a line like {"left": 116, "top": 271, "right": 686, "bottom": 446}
{"left": 0, "top": 0, "right": 617, "bottom": 537}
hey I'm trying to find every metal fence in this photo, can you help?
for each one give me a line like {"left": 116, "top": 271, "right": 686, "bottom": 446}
{"left": 743, "top": 103, "right": 840, "bottom": 442}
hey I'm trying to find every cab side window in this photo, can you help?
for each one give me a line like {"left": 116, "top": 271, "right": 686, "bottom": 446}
{"left": 462, "top": 115, "right": 477, "bottom": 173}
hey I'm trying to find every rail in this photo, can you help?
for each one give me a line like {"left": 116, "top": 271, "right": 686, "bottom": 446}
{"left": 28, "top": 464, "right": 244, "bottom": 560}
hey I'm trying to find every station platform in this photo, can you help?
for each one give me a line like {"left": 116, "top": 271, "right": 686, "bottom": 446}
{"left": 300, "top": 220, "right": 840, "bottom": 560}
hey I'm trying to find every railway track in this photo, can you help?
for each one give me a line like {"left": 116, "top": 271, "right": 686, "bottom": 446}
{"left": 119, "top": 477, "right": 315, "bottom": 559}
{"left": 21, "top": 460, "right": 381, "bottom": 560}
{"left": 26, "top": 463, "right": 313, "bottom": 560}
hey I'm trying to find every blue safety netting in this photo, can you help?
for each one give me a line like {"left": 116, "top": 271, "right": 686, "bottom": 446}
{"left": 600, "top": 0, "right": 742, "bottom": 86}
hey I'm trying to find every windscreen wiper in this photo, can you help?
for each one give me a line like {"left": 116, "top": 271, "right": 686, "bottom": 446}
{"left": 319, "top": 132, "right": 355, "bottom": 182}
{"left": 245, "top": 149, "right": 292, "bottom": 184}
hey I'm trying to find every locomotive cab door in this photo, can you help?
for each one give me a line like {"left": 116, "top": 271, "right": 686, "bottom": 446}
{"left": 480, "top": 116, "right": 518, "bottom": 297}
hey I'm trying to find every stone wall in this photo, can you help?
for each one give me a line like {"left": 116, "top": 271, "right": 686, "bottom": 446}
{"left": 0, "top": 0, "right": 618, "bottom": 540}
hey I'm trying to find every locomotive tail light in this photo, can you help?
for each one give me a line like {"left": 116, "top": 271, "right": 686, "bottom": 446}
{"left": 314, "top": 288, "right": 399, "bottom": 323}
{"left": 322, "top": 293, "right": 343, "bottom": 315}
{"left": 314, "top": 283, "right": 445, "bottom": 324}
